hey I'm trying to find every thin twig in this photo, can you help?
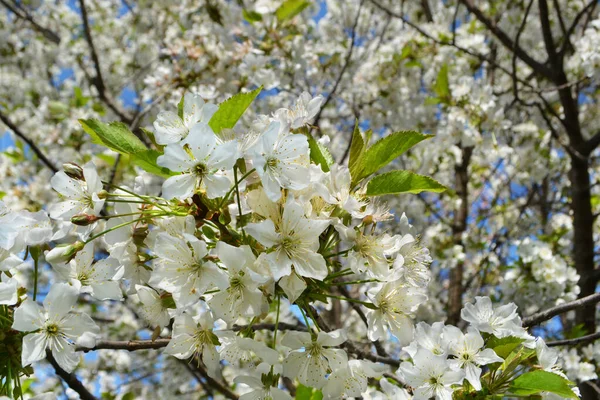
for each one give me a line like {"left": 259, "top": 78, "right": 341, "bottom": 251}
{"left": 46, "top": 350, "right": 98, "bottom": 400}
{"left": 522, "top": 292, "right": 600, "bottom": 327}
{"left": 0, "top": 110, "right": 58, "bottom": 172}
{"left": 546, "top": 332, "right": 600, "bottom": 347}
{"left": 0, "top": 0, "right": 61, "bottom": 44}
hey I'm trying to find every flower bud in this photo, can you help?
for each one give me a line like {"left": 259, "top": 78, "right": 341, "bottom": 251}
{"left": 62, "top": 162, "right": 84, "bottom": 180}
{"left": 71, "top": 214, "right": 99, "bottom": 226}
{"left": 45, "top": 241, "right": 85, "bottom": 265}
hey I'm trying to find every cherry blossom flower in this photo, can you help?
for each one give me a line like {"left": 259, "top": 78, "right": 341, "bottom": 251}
{"left": 282, "top": 329, "right": 348, "bottom": 389}
{"left": 12, "top": 283, "right": 99, "bottom": 372}
{"left": 157, "top": 122, "right": 238, "bottom": 200}
{"left": 153, "top": 92, "right": 218, "bottom": 145}
{"left": 248, "top": 121, "right": 310, "bottom": 202}
{"left": 246, "top": 199, "right": 329, "bottom": 280}
{"left": 164, "top": 311, "right": 221, "bottom": 378}
{"left": 443, "top": 326, "right": 503, "bottom": 390}
{"left": 399, "top": 348, "right": 464, "bottom": 400}
{"left": 150, "top": 232, "right": 228, "bottom": 307}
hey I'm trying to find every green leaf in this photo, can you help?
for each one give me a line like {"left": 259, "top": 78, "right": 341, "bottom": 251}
{"left": 510, "top": 370, "right": 577, "bottom": 399}
{"left": 80, "top": 119, "right": 147, "bottom": 155}
{"left": 424, "top": 97, "right": 441, "bottom": 106}
{"left": 276, "top": 0, "right": 311, "bottom": 22}
{"left": 366, "top": 170, "right": 447, "bottom": 196}
{"left": 306, "top": 134, "right": 333, "bottom": 172}
{"left": 295, "top": 384, "right": 323, "bottom": 400}
{"left": 433, "top": 63, "right": 450, "bottom": 101}
{"left": 243, "top": 9, "right": 263, "bottom": 23}
{"left": 177, "top": 95, "right": 185, "bottom": 120}
{"left": 353, "top": 131, "right": 433, "bottom": 183}
{"left": 348, "top": 121, "right": 366, "bottom": 176}
{"left": 131, "top": 150, "right": 174, "bottom": 178}
{"left": 208, "top": 87, "right": 262, "bottom": 135}
{"left": 486, "top": 336, "right": 524, "bottom": 359}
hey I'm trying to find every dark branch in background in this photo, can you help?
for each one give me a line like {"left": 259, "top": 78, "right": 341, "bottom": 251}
{"left": 0, "top": 0, "right": 61, "bottom": 44}
{"left": 78, "top": 323, "right": 307, "bottom": 352}
{"left": 0, "top": 110, "right": 58, "bottom": 173}
{"left": 78, "top": 338, "right": 171, "bottom": 352}
{"left": 511, "top": 0, "right": 535, "bottom": 103}
{"left": 180, "top": 361, "right": 215, "bottom": 398}
{"left": 78, "top": 0, "right": 149, "bottom": 146}
{"left": 458, "top": 0, "right": 553, "bottom": 79}
{"left": 447, "top": 145, "right": 473, "bottom": 325}
{"left": 311, "top": 0, "right": 365, "bottom": 136}
{"left": 46, "top": 351, "right": 98, "bottom": 400}
{"left": 559, "top": 0, "right": 598, "bottom": 57}
{"left": 189, "top": 356, "right": 239, "bottom": 400}
{"left": 522, "top": 292, "right": 600, "bottom": 327}
{"left": 546, "top": 332, "right": 600, "bottom": 347}
{"left": 420, "top": 0, "right": 433, "bottom": 22}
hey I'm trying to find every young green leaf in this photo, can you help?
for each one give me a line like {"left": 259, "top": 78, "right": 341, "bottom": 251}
{"left": 433, "top": 63, "right": 451, "bottom": 101}
{"left": 509, "top": 370, "right": 577, "bottom": 399}
{"left": 366, "top": 170, "right": 447, "bottom": 196}
{"left": 276, "top": 0, "right": 311, "bottom": 22}
{"left": 306, "top": 134, "right": 333, "bottom": 172}
{"left": 80, "top": 119, "right": 147, "bottom": 155}
{"left": 353, "top": 131, "right": 433, "bottom": 183}
{"left": 208, "top": 87, "right": 262, "bottom": 135}
{"left": 485, "top": 336, "right": 525, "bottom": 359}
{"left": 131, "top": 150, "right": 175, "bottom": 178}
{"left": 243, "top": 9, "right": 263, "bottom": 23}
{"left": 348, "top": 121, "right": 366, "bottom": 175}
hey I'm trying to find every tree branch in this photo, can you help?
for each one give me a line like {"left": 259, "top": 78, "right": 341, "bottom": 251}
{"left": 559, "top": 0, "right": 598, "bottom": 57}
{"left": 522, "top": 292, "right": 600, "bottom": 327}
{"left": 46, "top": 351, "right": 98, "bottom": 400}
{"left": 78, "top": 0, "right": 149, "bottom": 147}
{"left": 78, "top": 338, "right": 171, "bottom": 352}
{"left": 0, "top": 0, "right": 61, "bottom": 44}
{"left": 546, "top": 331, "right": 600, "bottom": 347}
{"left": 0, "top": 110, "right": 58, "bottom": 173}
{"left": 312, "top": 0, "right": 365, "bottom": 135}
{"left": 458, "top": 0, "right": 554, "bottom": 79}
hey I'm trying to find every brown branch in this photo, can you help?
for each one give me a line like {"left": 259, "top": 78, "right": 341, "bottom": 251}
{"left": 78, "top": 0, "right": 150, "bottom": 147}
{"left": 77, "top": 338, "right": 171, "bottom": 352}
{"left": 559, "top": 0, "right": 598, "bottom": 57}
{"left": 0, "top": 0, "right": 61, "bottom": 44}
{"left": 458, "top": 0, "right": 554, "bottom": 79}
{"left": 546, "top": 332, "right": 600, "bottom": 347}
{"left": 0, "top": 110, "right": 58, "bottom": 173}
{"left": 190, "top": 356, "right": 239, "bottom": 400}
{"left": 46, "top": 351, "right": 98, "bottom": 400}
{"left": 312, "top": 0, "right": 365, "bottom": 135}
{"left": 522, "top": 292, "right": 600, "bottom": 327}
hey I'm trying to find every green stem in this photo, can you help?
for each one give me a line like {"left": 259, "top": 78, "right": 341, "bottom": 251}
{"left": 272, "top": 295, "right": 281, "bottom": 349}
{"left": 218, "top": 168, "right": 256, "bottom": 208}
{"left": 233, "top": 167, "right": 246, "bottom": 240}
{"left": 304, "top": 305, "right": 321, "bottom": 332}
{"left": 299, "top": 306, "right": 313, "bottom": 332}
{"left": 323, "top": 293, "right": 374, "bottom": 307}
{"left": 33, "top": 256, "right": 39, "bottom": 301}
{"left": 84, "top": 216, "right": 152, "bottom": 244}
{"left": 325, "top": 268, "right": 353, "bottom": 281}
{"left": 324, "top": 249, "right": 351, "bottom": 259}
{"left": 329, "top": 279, "right": 378, "bottom": 286}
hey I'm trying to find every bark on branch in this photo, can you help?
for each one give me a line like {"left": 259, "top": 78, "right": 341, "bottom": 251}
{"left": 0, "top": 110, "right": 58, "bottom": 173}
{"left": 46, "top": 351, "right": 98, "bottom": 400}
{"left": 522, "top": 292, "right": 600, "bottom": 327}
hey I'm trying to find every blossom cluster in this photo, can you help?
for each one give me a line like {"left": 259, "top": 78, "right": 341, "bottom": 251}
{"left": 0, "top": 91, "right": 580, "bottom": 399}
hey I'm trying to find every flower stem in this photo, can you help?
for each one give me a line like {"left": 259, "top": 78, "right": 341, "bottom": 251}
{"left": 272, "top": 295, "right": 281, "bottom": 349}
